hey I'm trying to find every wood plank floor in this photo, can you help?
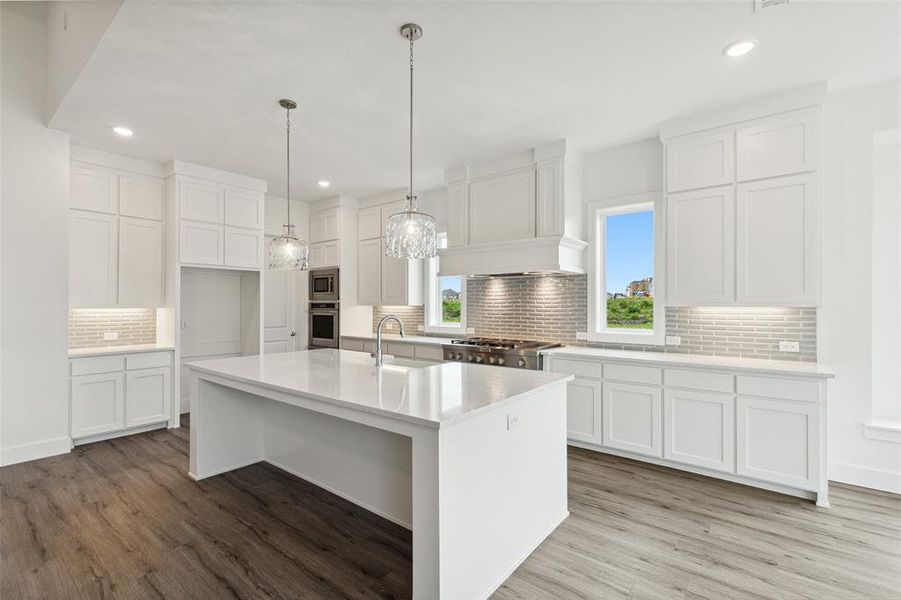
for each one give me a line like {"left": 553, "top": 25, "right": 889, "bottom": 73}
{"left": 1, "top": 417, "right": 898, "bottom": 599}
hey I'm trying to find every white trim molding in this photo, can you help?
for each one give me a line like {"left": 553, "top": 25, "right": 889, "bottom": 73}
{"left": 1, "top": 436, "right": 72, "bottom": 467}
{"left": 863, "top": 420, "right": 901, "bottom": 444}
{"left": 829, "top": 460, "right": 901, "bottom": 495}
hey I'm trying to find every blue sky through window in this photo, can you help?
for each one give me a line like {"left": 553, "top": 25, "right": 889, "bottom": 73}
{"left": 605, "top": 210, "right": 654, "bottom": 295}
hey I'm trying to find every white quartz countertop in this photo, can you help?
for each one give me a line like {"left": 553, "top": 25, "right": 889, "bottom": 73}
{"left": 69, "top": 343, "right": 175, "bottom": 358}
{"left": 186, "top": 349, "right": 573, "bottom": 428}
{"left": 341, "top": 334, "right": 450, "bottom": 346}
{"left": 541, "top": 347, "right": 834, "bottom": 378}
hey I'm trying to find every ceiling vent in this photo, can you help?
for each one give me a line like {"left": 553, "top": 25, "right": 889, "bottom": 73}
{"left": 755, "top": 0, "right": 789, "bottom": 12}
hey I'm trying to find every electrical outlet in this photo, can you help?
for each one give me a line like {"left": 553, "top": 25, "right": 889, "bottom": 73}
{"left": 417, "top": 325, "right": 425, "bottom": 332}
{"left": 666, "top": 335, "right": 682, "bottom": 346}
{"left": 506, "top": 413, "right": 520, "bottom": 431}
{"left": 103, "top": 331, "right": 119, "bottom": 341}
{"left": 779, "top": 341, "right": 800, "bottom": 353}
{"left": 576, "top": 332, "right": 588, "bottom": 341}
{"left": 466, "top": 327, "right": 475, "bottom": 334}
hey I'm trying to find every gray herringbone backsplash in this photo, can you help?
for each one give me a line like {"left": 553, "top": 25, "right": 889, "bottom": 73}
{"left": 69, "top": 309, "right": 157, "bottom": 349}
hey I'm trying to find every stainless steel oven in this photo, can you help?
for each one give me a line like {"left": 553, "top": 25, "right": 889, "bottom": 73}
{"left": 309, "top": 302, "right": 340, "bottom": 349}
{"left": 310, "top": 268, "right": 340, "bottom": 302}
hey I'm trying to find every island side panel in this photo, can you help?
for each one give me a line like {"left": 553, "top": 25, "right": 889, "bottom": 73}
{"left": 189, "top": 373, "right": 265, "bottom": 479}
{"left": 437, "top": 382, "right": 569, "bottom": 599}
{"left": 412, "top": 428, "right": 441, "bottom": 600}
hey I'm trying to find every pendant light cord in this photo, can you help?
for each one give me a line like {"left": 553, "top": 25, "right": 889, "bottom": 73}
{"left": 285, "top": 106, "right": 292, "bottom": 228}
{"left": 408, "top": 33, "right": 414, "bottom": 210}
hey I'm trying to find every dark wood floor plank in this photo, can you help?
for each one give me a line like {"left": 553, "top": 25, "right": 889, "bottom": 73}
{"left": 2, "top": 418, "right": 899, "bottom": 599}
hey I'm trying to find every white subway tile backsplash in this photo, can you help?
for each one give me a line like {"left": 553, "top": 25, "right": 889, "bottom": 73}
{"left": 68, "top": 309, "right": 157, "bottom": 349}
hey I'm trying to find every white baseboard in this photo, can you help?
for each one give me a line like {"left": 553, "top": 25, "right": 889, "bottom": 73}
{"left": 829, "top": 461, "right": 901, "bottom": 494}
{"left": 1, "top": 436, "right": 71, "bottom": 467}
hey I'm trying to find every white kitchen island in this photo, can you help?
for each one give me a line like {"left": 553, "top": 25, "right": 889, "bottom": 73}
{"left": 186, "top": 349, "right": 573, "bottom": 599}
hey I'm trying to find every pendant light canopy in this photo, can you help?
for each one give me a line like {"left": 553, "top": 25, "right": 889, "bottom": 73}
{"left": 268, "top": 99, "right": 310, "bottom": 270}
{"left": 385, "top": 23, "right": 438, "bottom": 259}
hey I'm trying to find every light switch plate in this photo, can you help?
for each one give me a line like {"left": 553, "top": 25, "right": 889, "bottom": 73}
{"left": 507, "top": 413, "right": 520, "bottom": 431}
{"left": 575, "top": 332, "right": 588, "bottom": 341}
{"left": 779, "top": 341, "right": 800, "bottom": 353}
{"left": 103, "top": 331, "right": 119, "bottom": 341}
{"left": 666, "top": 335, "right": 681, "bottom": 346}
{"left": 417, "top": 325, "right": 425, "bottom": 332}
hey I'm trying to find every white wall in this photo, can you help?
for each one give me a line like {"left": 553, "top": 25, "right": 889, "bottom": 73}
{"left": 1, "top": 6, "right": 73, "bottom": 465}
{"left": 583, "top": 138, "right": 663, "bottom": 202}
{"left": 820, "top": 80, "right": 901, "bottom": 492}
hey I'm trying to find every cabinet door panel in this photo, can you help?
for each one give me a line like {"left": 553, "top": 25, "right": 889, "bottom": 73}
{"left": 358, "top": 239, "right": 382, "bottom": 305}
{"left": 180, "top": 180, "right": 224, "bottom": 223}
{"left": 468, "top": 169, "right": 535, "bottom": 244}
{"left": 737, "top": 110, "right": 818, "bottom": 181}
{"left": 381, "top": 244, "right": 409, "bottom": 306}
{"left": 664, "top": 389, "right": 734, "bottom": 472}
{"left": 667, "top": 186, "right": 735, "bottom": 305}
{"left": 71, "top": 372, "right": 124, "bottom": 438}
{"left": 736, "top": 396, "right": 818, "bottom": 490}
{"left": 310, "top": 208, "right": 340, "bottom": 243}
{"left": 119, "top": 217, "right": 164, "bottom": 307}
{"left": 602, "top": 382, "right": 662, "bottom": 457}
{"left": 224, "top": 190, "right": 264, "bottom": 229}
{"left": 536, "top": 157, "right": 564, "bottom": 237}
{"left": 180, "top": 221, "right": 223, "bottom": 265}
{"left": 358, "top": 206, "right": 382, "bottom": 240}
{"left": 567, "top": 378, "right": 603, "bottom": 445}
{"left": 125, "top": 367, "right": 171, "bottom": 428}
{"left": 224, "top": 226, "right": 262, "bottom": 268}
{"left": 309, "top": 241, "right": 339, "bottom": 269}
{"left": 71, "top": 166, "right": 118, "bottom": 213}
{"left": 119, "top": 175, "right": 164, "bottom": 220}
{"left": 667, "top": 129, "right": 734, "bottom": 192}
{"left": 736, "top": 174, "right": 816, "bottom": 304}
{"left": 70, "top": 211, "right": 118, "bottom": 307}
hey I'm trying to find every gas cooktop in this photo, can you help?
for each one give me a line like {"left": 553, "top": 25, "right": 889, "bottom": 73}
{"left": 442, "top": 338, "right": 562, "bottom": 369}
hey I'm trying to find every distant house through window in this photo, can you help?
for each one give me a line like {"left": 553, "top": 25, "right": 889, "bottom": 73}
{"left": 588, "top": 193, "right": 664, "bottom": 344}
{"left": 426, "top": 232, "right": 465, "bottom": 333}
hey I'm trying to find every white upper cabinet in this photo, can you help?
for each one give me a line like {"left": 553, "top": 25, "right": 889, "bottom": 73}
{"left": 666, "top": 186, "right": 735, "bottom": 305}
{"left": 119, "top": 217, "right": 164, "bottom": 307}
{"left": 357, "top": 238, "right": 382, "bottom": 305}
{"left": 736, "top": 109, "right": 818, "bottom": 182}
{"left": 358, "top": 206, "right": 382, "bottom": 240}
{"left": 180, "top": 220, "right": 224, "bottom": 266}
{"left": 71, "top": 165, "right": 119, "bottom": 214}
{"left": 224, "top": 226, "right": 263, "bottom": 269}
{"left": 666, "top": 128, "right": 735, "bottom": 192}
{"left": 310, "top": 207, "right": 341, "bottom": 243}
{"left": 180, "top": 179, "right": 225, "bottom": 224}
{"left": 119, "top": 175, "right": 164, "bottom": 220}
{"left": 736, "top": 174, "right": 817, "bottom": 304}
{"left": 468, "top": 168, "right": 535, "bottom": 244}
{"left": 70, "top": 211, "right": 118, "bottom": 308}
{"left": 224, "top": 189, "right": 264, "bottom": 229}
{"left": 309, "top": 240, "right": 340, "bottom": 269}
{"left": 381, "top": 240, "right": 423, "bottom": 306}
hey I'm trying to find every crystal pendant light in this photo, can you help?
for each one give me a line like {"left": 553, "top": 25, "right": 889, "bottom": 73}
{"left": 385, "top": 23, "right": 438, "bottom": 259}
{"left": 268, "top": 99, "right": 310, "bottom": 270}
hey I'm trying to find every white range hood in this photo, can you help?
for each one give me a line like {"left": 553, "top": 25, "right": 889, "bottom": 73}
{"left": 437, "top": 140, "right": 588, "bottom": 277}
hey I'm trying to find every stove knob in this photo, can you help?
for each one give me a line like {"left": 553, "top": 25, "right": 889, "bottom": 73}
{"left": 497, "top": 357, "right": 505, "bottom": 366}
{"left": 488, "top": 356, "right": 496, "bottom": 364}
{"left": 467, "top": 355, "right": 476, "bottom": 362}
{"left": 517, "top": 358, "right": 527, "bottom": 368}
{"left": 475, "top": 356, "right": 484, "bottom": 364}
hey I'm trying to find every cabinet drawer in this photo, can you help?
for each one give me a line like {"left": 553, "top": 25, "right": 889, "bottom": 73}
{"left": 342, "top": 338, "right": 365, "bottom": 352}
{"left": 71, "top": 356, "right": 125, "bottom": 376}
{"left": 126, "top": 352, "right": 171, "bottom": 371}
{"left": 385, "top": 342, "right": 415, "bottom": 358}
{"left": 736, "top": 376, "right": 819, "bottom": 403}
{"left": 414, "top": 345, "right": 444, "bottom": 362}
{"left": 549, "top": 357, "right": 602, "bottom": 379}
{"left": 363, "top": 341, "right": 376, "bottom": 354}
{"left": 604, "top": 363, "right": 661, "bottom": 385}
{"left": 664, "top": 368, "right": 733, "bottom": 393}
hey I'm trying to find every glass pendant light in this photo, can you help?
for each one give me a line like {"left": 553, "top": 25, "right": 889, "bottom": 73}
{"left": 268, "top": 99, "right": 310, "bottom": 270}
{"left": 385, "top": 23, "right": 438, "bottom": 259}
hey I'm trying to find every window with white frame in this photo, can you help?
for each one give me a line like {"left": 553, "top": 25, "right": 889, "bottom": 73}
{"left": 425, "top": 232, "right": 465, "bottom": 333}
{"left": 587, "top": 192, "right": 664, "bottom": 345}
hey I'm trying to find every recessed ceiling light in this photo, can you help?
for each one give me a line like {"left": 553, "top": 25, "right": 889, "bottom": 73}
{"left": 112, "top": 126, "right": 134, "bottom": 137}
{"left": 318, "top": 180, "right": 330, "bottom": 188}
{"left": 723, "top": 39, "right": 756, "bottom": 58}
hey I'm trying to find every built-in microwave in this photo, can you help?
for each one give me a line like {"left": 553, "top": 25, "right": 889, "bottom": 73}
{"left": 310, "top": 268, "right": 339, "bottom": 302}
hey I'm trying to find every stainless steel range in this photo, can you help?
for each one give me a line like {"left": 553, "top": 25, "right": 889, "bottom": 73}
{"left": 442, "top": 338, "right": 562, "bottom": 370}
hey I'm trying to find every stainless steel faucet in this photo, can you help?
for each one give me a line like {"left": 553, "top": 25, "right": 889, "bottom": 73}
{"left": 373, "top": 315, "right": 406, "bottom": 366}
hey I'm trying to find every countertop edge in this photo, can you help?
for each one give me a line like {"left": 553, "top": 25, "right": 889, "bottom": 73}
{"left": 69, "top": 345, "right": 175, "bottom": 358}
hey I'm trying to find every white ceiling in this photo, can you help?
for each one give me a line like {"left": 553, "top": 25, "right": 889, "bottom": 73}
{"left": 52, "top": 0, "right": 900, "bottom": 201}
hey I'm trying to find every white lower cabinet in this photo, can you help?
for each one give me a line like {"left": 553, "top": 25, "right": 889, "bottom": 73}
{"left": 71, "top": 352, "right": 172, "bottom": 443}
{"left": 566, "top": 378, "right": 603, "bottom": 445}
{"left": 71, "top": 372, "right": 125, "bottom": 438}
{"left": 602, "top": 381, "right": 662, "bottom": 457}
{"left": 664, "top": 389, "right": 734, "bottom": 472}
{"left": 736, "top": 395, "right": 819, "bottom": 490}
{"left": 125, "top": 367, "right": 172, "bottom": 428}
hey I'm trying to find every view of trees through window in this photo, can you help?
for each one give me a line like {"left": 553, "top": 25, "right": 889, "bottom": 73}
{"left": 605, "top": 210, "right": 654, "bottom": 329}
{"left": 439, "top": 275, "right": 462, "bottom": 324}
